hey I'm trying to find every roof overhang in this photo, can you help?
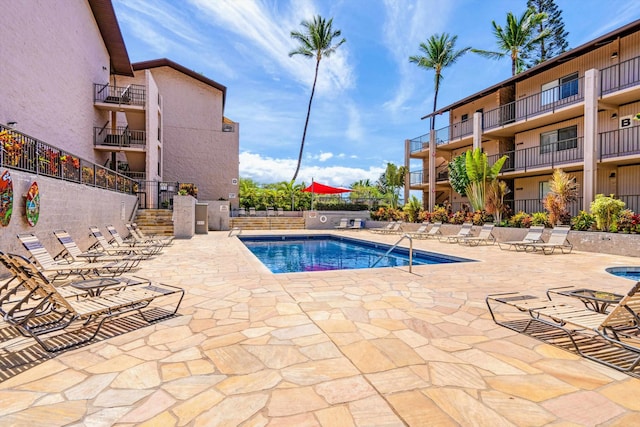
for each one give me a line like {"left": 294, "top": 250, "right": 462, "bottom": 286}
{"left": 132, "top": 58, "right": 227, "bottom": 108}
{"left": 422, "top": 18, "right": 640, "bottom": 120}
{"left": 87, "top": 0, "right": 134, "bottom": 77}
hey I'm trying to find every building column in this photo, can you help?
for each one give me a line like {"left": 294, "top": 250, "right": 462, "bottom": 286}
{"left": 403, "top": 139, "right": 410, "bottom": 206}
{"left": 583, "top": 68, "right": 599, "bottom": 210}
{"left": 473, "top": 111, "right": 482, "bottom": 150}
{"left": 428, "top": 129, "right": 437, "bottom": 211}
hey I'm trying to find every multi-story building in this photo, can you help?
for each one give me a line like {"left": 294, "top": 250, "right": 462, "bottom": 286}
{"left": 1, "top": 0, "right": 239, "bottom": 210}
{"left": 405, "top": 19, "right": 640, "bottom": 217}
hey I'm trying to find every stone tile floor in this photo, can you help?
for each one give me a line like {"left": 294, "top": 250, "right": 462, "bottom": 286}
{"left": 1, "top": 230, "right": 640, "bottom": 426}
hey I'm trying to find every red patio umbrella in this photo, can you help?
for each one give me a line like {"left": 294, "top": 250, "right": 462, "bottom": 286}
{"left": 302, "top": 180, "right": 351, "bottom": 209}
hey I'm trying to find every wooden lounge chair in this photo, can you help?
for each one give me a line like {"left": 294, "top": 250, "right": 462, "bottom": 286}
{"left": 17, "top": 233, "right": 132, "bottom": 280}
{"left": 439, "top": 222, "right": 473, "bottom": 243}
{"left": 1, "top": 252, "right": 184, "bottom": 353}
{"left": 409, "top": 222, "right": 442, "bottom": 239}
{"left": 106, "top": 225, "right": 163, "bottom": 255}
{"left": 497, "top": 225, "right": 544, "bottom": 251}
{"left": 349, "top": 218, "right": 364, "bottom": 230}
{"left": 89, "top": 226, "right": 156, "bottom": 258}
{"left": 486, "top": 282, "right": 640, "bottom": 373}
{"left": 54, "top": 230, "right": 144, "bottom": 267}
{"left": 519, "top": 225, "right": 573, "bottom": 254}
{"left": 335, "top": 218, "right": 349, "bottom": 229}
{"left": 458, "top": 223, "right": 496, "bottom": 246}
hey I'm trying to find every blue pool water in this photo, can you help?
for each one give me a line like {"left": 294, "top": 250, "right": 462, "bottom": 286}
{"left": 606, "top": 267, "right": 640, "bottom": 281}
{"left": 239, "top": 234, "right": 474, "bottom": 273}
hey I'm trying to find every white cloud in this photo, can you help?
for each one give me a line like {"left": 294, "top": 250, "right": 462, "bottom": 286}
{"left": 239, "top": 151, "right": 384, "bottom": 186}
{"left": 316, "top": 152, "right": 333, "bottom": 162}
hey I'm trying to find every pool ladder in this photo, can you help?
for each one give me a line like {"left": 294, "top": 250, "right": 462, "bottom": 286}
{"left": 370, "top": 234, "right": 414, "bottom": 273}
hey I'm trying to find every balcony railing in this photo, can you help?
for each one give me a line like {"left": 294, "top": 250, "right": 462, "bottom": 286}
{"left": 0, "top": 124, "right": 136, "bottom": 194}
{"left": 488, "top": 137, "right": 583, "bottom": 173}
{"left": 601, "top": 55, "right": 640, "bottom": 95}
{"left": 484, "top": 77, "right": 584, "bottom": 130}
{"left": 450, "top": 119, "right": 473, "bottom": 140}
{"left": 410, "top": 133, "right": 430, "bottom": 153}
{"left": 513, "top": 198, "right": 583, "bottom": 217}
{"left": 599, "top": 126, "right": 640, "bottom": 160}
{"left": 619, "top": 195, "right": 640, "bottom": 213}
{"left": 410, "top": 170, "right": 425, "bottom": 185}
{"left": 94, "top": 126, "right": 146, "bottom": 148}
{"left": 94, "top": 83, "right": 146, "bottom": 106}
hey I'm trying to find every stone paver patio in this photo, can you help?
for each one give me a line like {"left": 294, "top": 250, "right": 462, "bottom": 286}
{"left": 1, "top": 230, "right": 640, "bottom": 426}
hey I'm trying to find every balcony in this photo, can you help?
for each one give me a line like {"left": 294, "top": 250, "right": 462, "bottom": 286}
{"left": 94, "top": 126, "right": 146, "bottom": 150}
{"left": 410, "top": 170, "right": 426, "bottom": 186}
{"left": 600, "top": 126, "right": 640, "bottom": 161}
{"left": 409, "top": 133, "right": 430, "bottom": 156}
{"left": 93, "top": 83, "right": 146, "bottom": 109}
{"left": 512, "top": 198, "right": 583, "bottom": 217}
{"left": 483, "top": 77, "right": 584, "bottom": 134}
{"left": 488, "top": 137, "right": 584, "bottom": 174}
{"left": 601, "top": 55, "right": 640, "bottom": 96}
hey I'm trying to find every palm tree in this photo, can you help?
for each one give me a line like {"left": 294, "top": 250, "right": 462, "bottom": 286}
{"left": 289, "top": 15, "right": 346, "bottom": 181}
{"left": 472, "top": 8, "right": 549, "bottom": 75}
{"left": 409, "top": 33, "right": 470, "bottom": 130}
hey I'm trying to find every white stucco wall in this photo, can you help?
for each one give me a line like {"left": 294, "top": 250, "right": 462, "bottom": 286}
{"left": 0, "top": 0, "right": 111, "bottom": 162}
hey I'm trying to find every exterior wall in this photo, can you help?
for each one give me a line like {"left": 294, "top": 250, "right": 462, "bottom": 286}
{"left": 449, "top": 93, "right": 500, "bottom": 124}
{"left": 620, "top": 32, "right": 640, "bottom": 61}
{"left": 618, "top": 165, "right": 640, "bottom": 196}
{"left": 0, "top": 0, "right": 111, "bottom": 162}
{"left": 515, "top": 117, "right": 584, "bottom": 151}
{"left": 514, "top": 171, "right": 584, "bottom": 200}
{"left": 147, "top": 67, "right": 239, "bottom": 208}
{"left": 0, "top": 169, "right": 137, "bottom": 257}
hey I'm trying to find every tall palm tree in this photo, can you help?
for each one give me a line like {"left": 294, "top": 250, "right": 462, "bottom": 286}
{"left": 409, "top": 33, "right": 470, "bottom": 130}
{"left": 472, "top": 8, "right": 549, "bottom": 75}
{"left": 289, "top": 15, "right": 346, "bottom": 182}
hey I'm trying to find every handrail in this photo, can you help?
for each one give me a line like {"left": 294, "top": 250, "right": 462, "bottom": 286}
{"left": 97, "top": 83, "right": 109, "bottom": 95}
{"left": 370, "top": 233, "right": 414, "bottom": 273}
{"left": 228, "top": 227, "right": 241, "bottom": 237}
{"left": 98, "top": 121, "right": 109, "bottom": 135}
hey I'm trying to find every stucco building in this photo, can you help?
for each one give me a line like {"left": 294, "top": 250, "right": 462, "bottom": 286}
{"left": 405, "top": 19, "right": 640, "bottom": 217}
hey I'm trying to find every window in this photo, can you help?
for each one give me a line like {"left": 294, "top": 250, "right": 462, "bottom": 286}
{"left": 541, "top": 72, "right": 578, "bottom": 105}
{"left": 539, "top": 181, "right": 550, "bottom": 200}
{"left": 559, "top": 73, "right": 579, "bottom": 99}
{"left": 540, "top": 125, "right": 577, "bottom": 154}
{"left": 157, "top": 147, "right": 161, "bottom": 176}
{"left": 461, "top": 114, "right": 468, "bottom": 122}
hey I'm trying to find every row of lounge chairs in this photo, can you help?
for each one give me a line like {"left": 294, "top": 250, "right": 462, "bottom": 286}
{"left": 335, "top": 218, "right": 363, "bottom": 230}
{"left": 0, "top": 224, "right": 182, "bottom": 352}
{"left": 238, "top": 207, "right": 284, "bottom": 217}
{"left": 487, "top": 282, "right": 640, "bottom": 374}
{"left": 369, "top": 221, "right": 573, "bottom": 254}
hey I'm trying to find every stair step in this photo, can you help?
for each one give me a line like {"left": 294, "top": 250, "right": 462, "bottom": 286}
{"left": 134, "top": 209, "right": 174, "bottom": 236}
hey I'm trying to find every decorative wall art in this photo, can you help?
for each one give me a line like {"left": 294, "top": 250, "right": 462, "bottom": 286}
{"left": 0, "top": 170, "right": 13, "bottom": 226}
{"left": 26, "top": 181, "right": 40, "bottom": 227}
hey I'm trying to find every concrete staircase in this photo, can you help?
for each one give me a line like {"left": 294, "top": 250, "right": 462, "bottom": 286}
{"left": 230, "top": 217, "right": 305, "bottom": 231}
{"left": 134, "top": 209, "right": 174, "bottom": 236}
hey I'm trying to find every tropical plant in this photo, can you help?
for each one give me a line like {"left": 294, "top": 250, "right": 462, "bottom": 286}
{"left": 403, "top": 196, "right": 423, "bottom": 223}
{"left": 289, "top": 15, "right": 346, "bottom": 181}
{"left": 376, "top": 163, "right": 406, "bottom": 209}
{"left": 590, "top": 194, "right": 626, "bottom": 232}
{"left": 485, "top": 179, "right": 511, "bottom": 223}
{"left": 617, "top": 209, "right": 640, "bottom": 233}
{"left": 531, "top": 211, "right": 550, "bottom": 227}
{"left": 449, "top": 210, "right": 467, "bottom": 224}
{"left": 521, "top": 0, "right": 569, "bottom": 68}
{"left": 409, "top": 33, "right": 470, "bottom": 130}
{"left": 509, "top": 211, "right": 533, "bottom": 228}
{"left": 543, "top": 168, "right": 578, "bottom": 225}
{"left": 448, "top": 154, "right": 470, "bottom": 196}
{"left": 430, "top": 206, "right": 450, "bottom": 223}
{"left": 471, "top": 8, "right": 550, "bottom": 75}
{"left": 571, "top": 210, "right": 596, "bottom": 231}
{"left": 464, "top": 148, "right": 508, "bottom": 211}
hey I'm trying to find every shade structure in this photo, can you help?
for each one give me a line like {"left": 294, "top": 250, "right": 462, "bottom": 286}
{"left": 302, "top": 182, "right": 351, "bottom": 194}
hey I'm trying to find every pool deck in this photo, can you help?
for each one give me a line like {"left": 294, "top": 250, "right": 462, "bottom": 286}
{"left": 1, "top": 229, "right": 640, "bottom": 425}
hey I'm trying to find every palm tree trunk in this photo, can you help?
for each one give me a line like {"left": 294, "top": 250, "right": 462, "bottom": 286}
{"left": 292, "top": 59, "right": 321, "bottom": 181}
{"left": 431, "top": 75, "right": 440, "bottom": 131}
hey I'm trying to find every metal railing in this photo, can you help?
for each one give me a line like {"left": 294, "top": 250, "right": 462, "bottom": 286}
{"left": 488, "top": 137, "right": 583, "bottom": 173}
{"left": 0, "top": 124, "right": 136, "bottom": 194}
{"left": 435, "top": 125, "right": 450, "bottom": 146}
{"left": 410, "top": 170, "right": 426, "bottom": 185}
{"left": 619, "top": 195, "right": 640, "bottom": 213}
{"left": 370, "top": 234, "right": 414, "bottom": 273}
{"left": 93, "top": 126, "right": 146, "bottom": 148}
{"left": 600, "top": 127, "right": 640, "bottom": 160}
{"left": 513, "top": 198, "right": 583, "bottom": 217}
{"left": 93, "top": 83, "right": 146, "bottom": 106}
{"left": 601, "top": 55, "right": 640, "bottom": 95}
{"left": 450, "top": 119, "right": 473, "bottom": 140}
{"left": 410, "top": 133, "right": 430, "bottom": 153}
{"left": 483, "top": 77, "right": 584, "bottom": 130}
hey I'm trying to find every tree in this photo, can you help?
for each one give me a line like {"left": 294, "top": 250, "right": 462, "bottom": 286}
{"left": 472, "top": 8, "right": 549, "bottom": 75}
{"left": 409, "top": 33, "right": 470, "bottom": 130}
{"left": 289, "top": 15, "right": 346, "bottom": 181}
{"left": 448, "top": 154, "right": 470, "bottom": 197}
{"left": 521, "top": 0, "right": 568, "bottom": 68}
{"left": 543, "top": 168, "right": 577, "bottom": 225}
{"left": 377, "top": 163, "right": 406, "bottom": 208}
{"left": 464, "top": 148, "right": 508, "bottom": 211}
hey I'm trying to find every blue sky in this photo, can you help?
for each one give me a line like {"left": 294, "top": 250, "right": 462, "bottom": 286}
{"left": 112, "top": 0, "right": 640, "bottom": 187}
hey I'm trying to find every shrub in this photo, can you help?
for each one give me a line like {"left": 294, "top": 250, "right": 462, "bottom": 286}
{"left": 508, "top": 211, "right": 532, "bottom": 228}
{"left": 531, "top": 212, "right": 550, "bottom": 227}
{"left": 449, "top": 211, "right": 467, "bottom": 224}
{"left": 471, "top": 210, "right": 493, "bottom": 225}
{"left": 402, "top": 196, "right": 423, "bottom": 223}
{"left": 617, "top": 209, "right": 640, "bottom": 233}
{"left": 429, "top": 206, "right": 449, "bottom": 223}
{"left": 590, "top": 194, "right": 625, "bottom": 232}
{"left": 370, "top": 206, "right": 405, "bottom": 221}
{"left": 571, "top": 210, "right": 596, "bottom": 231}
{"left": 419, "top": 210, "right": 431, "bottom": 223}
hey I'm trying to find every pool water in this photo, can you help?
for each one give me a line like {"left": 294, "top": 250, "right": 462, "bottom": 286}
{"left": 606, "top": 267, "right": 640, "bottom": 281}
{"left": 239, "top": 234, "right": 473, "bottom": 273}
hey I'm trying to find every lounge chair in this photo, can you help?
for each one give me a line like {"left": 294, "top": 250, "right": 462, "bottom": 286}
{"left": 267, "top": 207, "right": 275, "bottom": 217}
{"left": 458, "top": 223, "right": 496, "bottom": 246}
{"left": 409, "top": 222, "right": 442, "bottom": 239}
{"left": 1, "top": 252, "right": 184, "bottom": 353}
{"left": 126, "top": 223, "right": 173, "bottom": 247}
{"left": 335, "top": 218, "right": 349, "bottom": 229}
{"left": 105, "top": 225, "right": 163, "bottom": 255}
{"left": 519, "top": 225, "right": 573, "bottom": 254}
{"left": 486, "top": 282, "right": 640, "bottom": 373}
{"left": 249, "top": 207, "right": 257, "bottom": 216}
{"left": 238, "top": 207, "right": 247, "bottom": 217}
{"left": 439, "top": 222, "right": 473, "bottom": 243}
{"left": 17, "top": 233, "right": 133, "bottom": 280}
{"left": 370, "top": 221, "right": 401, "bottom": 234}
{"left": 89, "top": 226, "right": 156, "bottom": 258}
{"left": 54, "top": 230, "right": 144, "bottom": 267}
{"left": 497, "top": 225, "right": 545, "bottom": 251}
{"left": 349, "top": 218, "right": 363, "bottom": 230}
{"left": 277, "top": 208, "right": 284, "bottom": 216}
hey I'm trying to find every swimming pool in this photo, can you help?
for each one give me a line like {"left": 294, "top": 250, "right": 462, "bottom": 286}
{"left": 239, "top": 234, "right": 474, "bottom": 273}
{"left": 606, "top": 266, "right": 640, "bottom": 281}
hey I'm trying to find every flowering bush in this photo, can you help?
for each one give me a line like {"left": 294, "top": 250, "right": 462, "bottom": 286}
{"left": 617, "top": 209, "right": 640, "bottom": 233}
{"left": 508, "top": 211, "right": 533, "bottom": 228}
